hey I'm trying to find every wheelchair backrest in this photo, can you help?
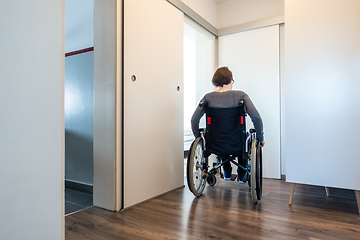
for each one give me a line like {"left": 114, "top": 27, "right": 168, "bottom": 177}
{"left": 205, "top": 103, "right": 246, "bottom": 158}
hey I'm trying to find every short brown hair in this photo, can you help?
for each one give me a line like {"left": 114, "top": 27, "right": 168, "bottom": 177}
{"left": 212, "top": 67, "right": 233, "bottom": 87}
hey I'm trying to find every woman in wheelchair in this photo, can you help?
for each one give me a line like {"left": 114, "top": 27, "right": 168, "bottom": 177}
{"left": 188, "top": 66, "right": 264, "bottom": 202}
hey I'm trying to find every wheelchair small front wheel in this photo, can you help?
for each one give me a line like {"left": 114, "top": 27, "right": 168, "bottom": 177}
{"left": 187, "top": 137, "right": 207, "bottom": 196}
{"left": 207, "top": 173, "right": 216, "bottom": 186}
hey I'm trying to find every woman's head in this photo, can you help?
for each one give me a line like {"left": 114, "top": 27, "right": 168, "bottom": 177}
{"left": 212, "top": 67, "right": 233, "bottom": 87}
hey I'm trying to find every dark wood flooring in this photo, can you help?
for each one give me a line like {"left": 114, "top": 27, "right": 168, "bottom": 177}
{"left": 66, "top": 178, "right": 360, "bottom": 240}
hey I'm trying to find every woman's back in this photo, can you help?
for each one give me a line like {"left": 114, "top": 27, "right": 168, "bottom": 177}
{"left": 191, "top": 90, "right": 263, "bottom": 142}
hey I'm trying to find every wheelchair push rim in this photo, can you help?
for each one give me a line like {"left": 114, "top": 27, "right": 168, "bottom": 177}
{"left": 250, "top": 140, "right": 257, "bottom": 204}
{"left": 250, "top": 139, "right": 263, "bottom": 203}
{"left": 186, "top": 137, "right": 207, "bottom": 196}
{"left": 256, "top": 142, "right": 263, "bottom": 200}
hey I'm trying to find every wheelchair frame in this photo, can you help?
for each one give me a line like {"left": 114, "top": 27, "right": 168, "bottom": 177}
{"left": 186, "top": 128, "right": 262, "bottom": 204}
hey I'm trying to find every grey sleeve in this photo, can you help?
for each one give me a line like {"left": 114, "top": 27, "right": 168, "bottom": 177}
{"left": 191, "top": 98, "right": 206, "bottom": 138}
{"left": 244, "top": 94, "right": 264, "bottom": 141}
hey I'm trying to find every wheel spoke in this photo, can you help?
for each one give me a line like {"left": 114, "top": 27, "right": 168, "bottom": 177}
{"left": 187, "top": 137, "right": 207, "bottom": 196}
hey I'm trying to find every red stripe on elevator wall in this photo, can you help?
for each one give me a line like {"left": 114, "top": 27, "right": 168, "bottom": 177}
{"left": 65, "top": 47, "right": 94, "bottom": 57}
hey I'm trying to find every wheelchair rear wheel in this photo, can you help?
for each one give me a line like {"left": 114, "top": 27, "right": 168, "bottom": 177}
{"left": 250, "top": 140, "right": 262, "bottom": 203}
{"left": 255, "top": 142, "right": 263, "bottom": 200}
{"left": 187, "top": 137, "right": 207, "bottom": 196}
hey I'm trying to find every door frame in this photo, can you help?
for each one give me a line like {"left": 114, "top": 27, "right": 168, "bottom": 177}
{"left": 93, "top": 0, "right": 122, "bottom": 211}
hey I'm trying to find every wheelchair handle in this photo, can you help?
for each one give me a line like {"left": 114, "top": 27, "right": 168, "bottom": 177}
{"left": 245, "top": 130, "right": 257, "bottom": 153}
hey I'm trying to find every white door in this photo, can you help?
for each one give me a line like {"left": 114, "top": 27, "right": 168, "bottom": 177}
{"left": 219, "top": 25, "right": 281, "bottom": 179}
{"left": 123, "top": 0, "right": 184, "bottom": 208}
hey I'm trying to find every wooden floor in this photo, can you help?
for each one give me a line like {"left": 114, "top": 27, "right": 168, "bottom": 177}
{"left": 66, "top": 178, "right": 360, "bottom": 240}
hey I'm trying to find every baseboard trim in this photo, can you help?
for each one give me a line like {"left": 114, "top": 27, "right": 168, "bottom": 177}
{"left": 120, "top": 185, "right": 185, "bottom": 212}
{"left": 65, "top": 179, "right": 93, "bottom": 194}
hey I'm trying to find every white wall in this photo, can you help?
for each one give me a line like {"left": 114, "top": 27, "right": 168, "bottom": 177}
{"left": 217, "top": 0, "right": 284, "bottom": 29}
{"left": 0, "top": 1, "right": 65, "bottom": 240}
{"left": 65, "top": 51, "right": 94, "bottom": 186}
{"left": 65, "top": 0, "right": 94, "bottom": 53}
{"left": 181, "top": 0, "right": 218, "bottom": 28}
{"left": 285, "top": 0, "right": 360, "bottom": 190}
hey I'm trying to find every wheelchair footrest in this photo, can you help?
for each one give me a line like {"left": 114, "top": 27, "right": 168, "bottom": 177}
{"left": 220, "top": 174, "right": 238, "bottom": 181}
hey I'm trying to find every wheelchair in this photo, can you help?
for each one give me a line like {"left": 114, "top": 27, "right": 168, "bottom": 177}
{"left": 186, "top": 100, "right": 263, "bottom": 204}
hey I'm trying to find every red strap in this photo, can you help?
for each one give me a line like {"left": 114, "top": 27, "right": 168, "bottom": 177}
{"left": 240, "top": 116, "right": 244, "bottom": 124}
{"left": 207, "top": 117, "right": 211, "bottom": 125}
